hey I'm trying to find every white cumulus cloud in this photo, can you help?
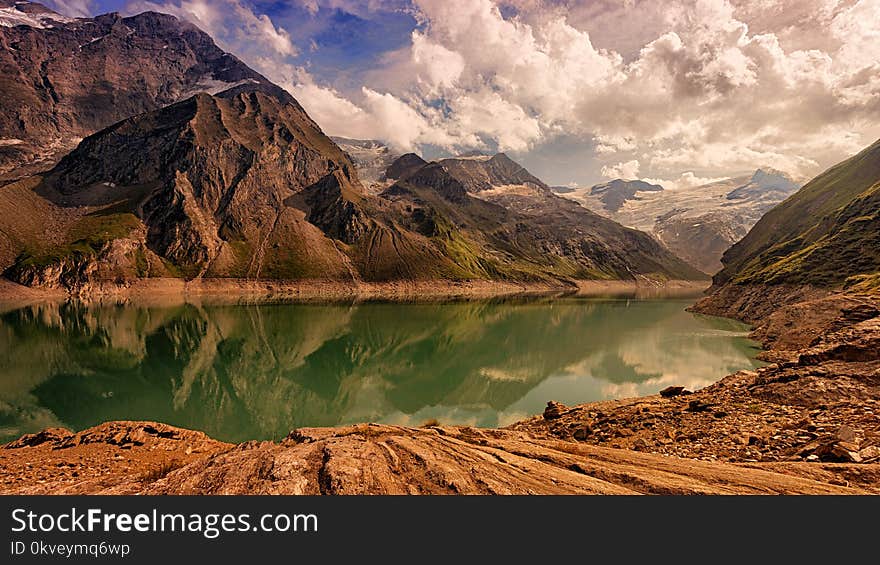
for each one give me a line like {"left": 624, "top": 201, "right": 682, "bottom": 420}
{"left": 106, "top": 0, "right": 880, "bottom": 185}
{"left": 601, "top": 160, "right": 641, "bottom": 180}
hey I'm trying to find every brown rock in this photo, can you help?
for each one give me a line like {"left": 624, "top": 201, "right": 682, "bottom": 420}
{"left": 840, "top": 304, "right": 879, "bottom": 323}
{"left": 858, "top": 446, "right": 880, "bottom": 462}
{"left": 831, "top": 442, "right": 863, "bottom": 463}
{"left": 4, "top": 428, "right": 73, "bottom": 449}
{"left": 543, "top": 401, "right": 567, "bottom": 420}
{"left": 687, "top": 400, "right": 711, "bottom": 413}
{"left": 836, "top": 425, "right": 857, "bottom": 443}
{"left": 660, "top": 386, "right": 686, "bottom": 398}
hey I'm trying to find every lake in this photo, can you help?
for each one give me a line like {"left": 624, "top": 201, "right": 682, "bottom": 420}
{"left": 0, "top": 296, "right": 763, "bottom": 443}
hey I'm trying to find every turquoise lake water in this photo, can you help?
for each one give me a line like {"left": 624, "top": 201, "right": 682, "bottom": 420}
{"left": 0, "top": 297, "right": 763, "bottom": 443}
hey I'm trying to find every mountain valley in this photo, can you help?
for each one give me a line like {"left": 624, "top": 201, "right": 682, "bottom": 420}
{"left": 562, "top": 170, "right": 801, "bottom": 274}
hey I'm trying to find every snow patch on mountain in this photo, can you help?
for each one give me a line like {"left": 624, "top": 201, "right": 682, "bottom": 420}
{"left": 0, "top": 4, "right": 75, "bottom": 28}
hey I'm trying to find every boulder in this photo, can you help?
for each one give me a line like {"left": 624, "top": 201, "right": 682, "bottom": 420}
{"left": 543, "top": 401, "right": 567, "bottom": 420}
{"left": 686, "top": 400, "right": 711, "bottom": 413}
{"left": 660, "top": 386, "right": 686, "bottom": 398}
{"left": 858, "top": 445, "right": 880, "bottom": 462}
{"left": 835, "top": 425, "right": 856, "bottom": 443}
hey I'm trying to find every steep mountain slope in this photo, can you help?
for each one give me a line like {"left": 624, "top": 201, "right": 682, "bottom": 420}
{"left": 0, "top": 85, "right": 479, "bottom": 288}
{"left": 565, "top": 170, "right": 801, "bottom": 274}
{"left": 711, "top": 138, "right": 880, "bottom": 290}
{"left": 0, "top": 1, "right": 273, "bottom": 179}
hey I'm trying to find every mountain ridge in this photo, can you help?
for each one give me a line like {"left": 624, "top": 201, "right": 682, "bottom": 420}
{"left": 0, "top": 1, "right": 280, "bottom": 179}
{"left": 0, "top": 7, "right": 706, "bottom": 293}
{"left": 710, "top": 138, "right": 880, "bottom": 290}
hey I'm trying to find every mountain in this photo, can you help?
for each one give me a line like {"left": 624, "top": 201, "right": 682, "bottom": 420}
{"left": 725, "top": 168, "right": 799, "bottom": 201}
{"left": 437, "top": 153, "right": 548, "bottom": 193}
{"left": 710, "top": 138, "right": 880, "bottom": 291}
{"left": 589, "top": 179, "right": 664, "bottom": 213}
{"left": 0, "top": 110, "right": 704, "bottom": 288}
{"left": 378, "top": 153, "right": 705, "bottom": 282}
{"left": 2, "top": 88, "right": 358, "bottom": 283}
{"left": 0, "top": 7, "right": 705, "bottom": 292}
{"left": 382, "top": 152, "right": 426, "bottom": 181}
{"left": 0, "top": 1, "right": 275, "bottom": 180}
{"left": 567, "top": 169, "right": 801, "bottom": 274}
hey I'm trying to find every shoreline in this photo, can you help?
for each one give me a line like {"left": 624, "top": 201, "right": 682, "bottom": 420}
{"left": 0, "top": 277, "right": 710, "bottom": 305}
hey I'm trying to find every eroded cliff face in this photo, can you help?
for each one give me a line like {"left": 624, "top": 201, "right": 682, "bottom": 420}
{"left": 5, "top": 236, "right": 156, "bottom": 292}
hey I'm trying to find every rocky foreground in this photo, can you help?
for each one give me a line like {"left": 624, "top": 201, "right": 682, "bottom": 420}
{"left": 2, "top": 286, "right": 879, "bottom": 494}
{"left": 1, "top": 421, "right": 876, "bottom": 495}
{"left": 514, "top": 289, "right": 880, "bottom": 469}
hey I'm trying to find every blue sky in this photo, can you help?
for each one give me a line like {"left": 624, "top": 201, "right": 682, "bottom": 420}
{"left": 86, "top": 0, "right": 419, "bottom": 89}
{"left": 40, "top": 0, "right": 880, "bottom": 188}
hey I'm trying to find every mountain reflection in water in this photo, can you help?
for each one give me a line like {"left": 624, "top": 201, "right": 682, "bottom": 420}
{"left": 0, "top": 298, "right": 762, "bottom": 443}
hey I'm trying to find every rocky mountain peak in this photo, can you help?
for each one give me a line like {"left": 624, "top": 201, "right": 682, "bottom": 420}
{"left": 489, "top": 152, "right": 514, "bottom": 164}
{"left": 0, "top": 5, "right": 277, "bottom": 179}
{"left": 726, "top": 168, "right": 799, "bottom": 200}
{"left": 589, "top": 179, "right": 664, "bottom": 213}
{"left": 438, "top": 152, "right": 549, "bottom": 193}
{"left": 394, "top": 162, "right": 469, "bottom": 203}
{"left": 751, "top": 168, "right": 790, "bottom": 183}
{"left": 384, "top": 153, "right": 428, "bottom": 181}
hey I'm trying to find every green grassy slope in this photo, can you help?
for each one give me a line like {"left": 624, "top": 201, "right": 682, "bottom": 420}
{"left": 715, "top": 137, "right": 880, "bottom": 288}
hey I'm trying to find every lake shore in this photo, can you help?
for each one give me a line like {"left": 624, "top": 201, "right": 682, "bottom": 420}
{"left": 2, "top": 284, "right": 878, "bottom": 494}
{"left": 0, "top": 276, "right": 709, "bottom": 305}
